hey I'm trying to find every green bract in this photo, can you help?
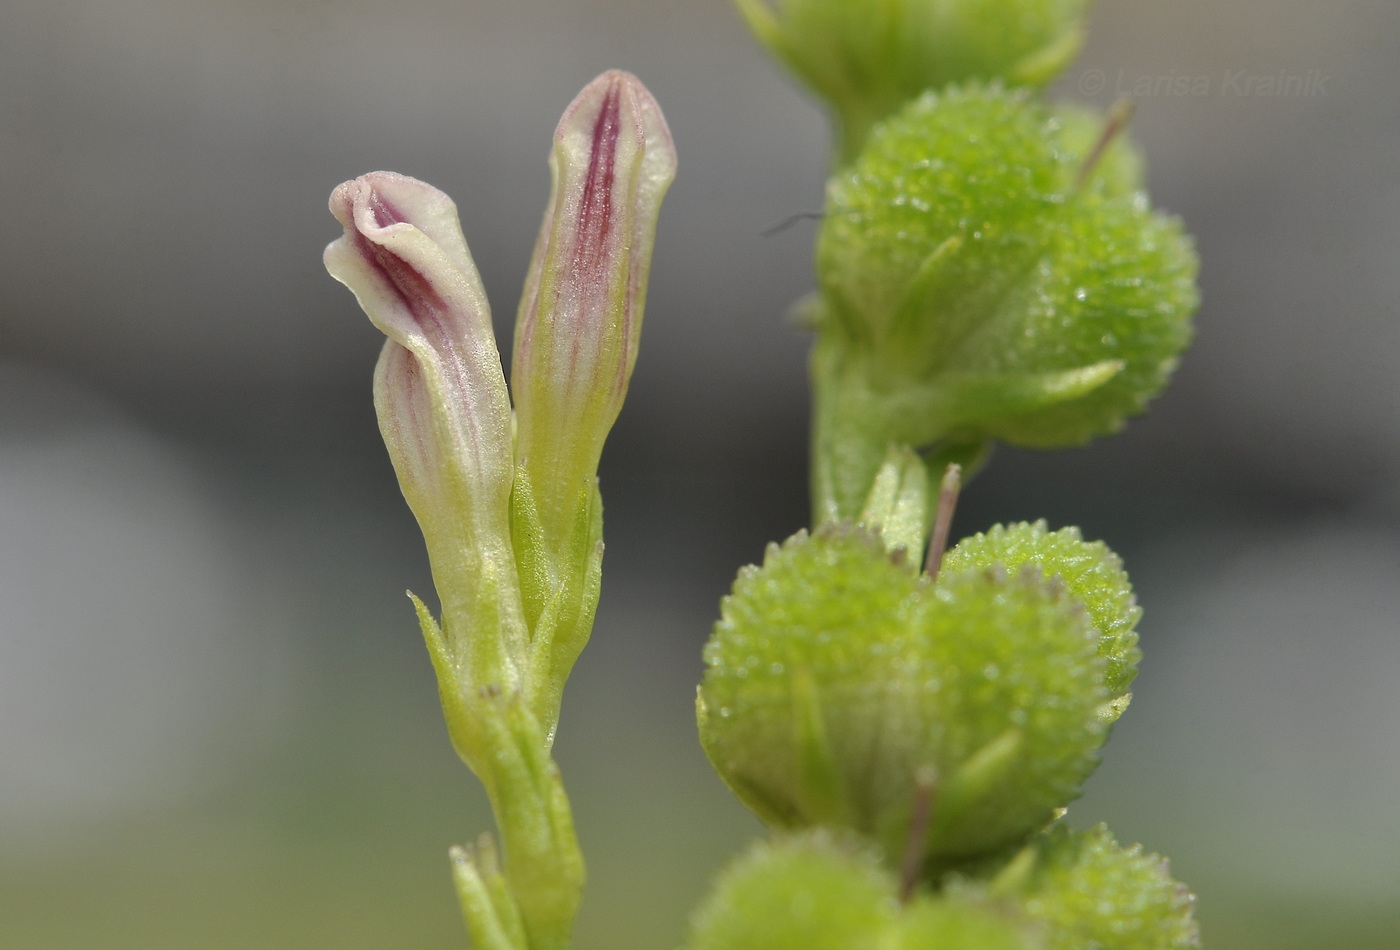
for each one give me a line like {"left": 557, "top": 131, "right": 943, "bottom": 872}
{"left": 688, "top": 832, "right": 1032, "bottom": 950}
{"left": 697, "top": 525, "right": 1111, "bottom": 868}
{"left": 943, "top": 521, "right": 1141, "bottom": 707}
{"left": 733, "top": 0, "right": 1090, "bottom": 162}
{"left": 992, "top": 824, "right": 1200, "bottom": 950}
{"left": 812, "top": 85, "right": 1197, "bottom": 521}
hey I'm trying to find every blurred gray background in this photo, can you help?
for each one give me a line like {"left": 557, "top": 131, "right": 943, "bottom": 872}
{"left": 1, "top": 1, "right": 1396, "bottom": 947}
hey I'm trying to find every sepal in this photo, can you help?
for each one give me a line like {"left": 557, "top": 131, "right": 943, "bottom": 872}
{"left": 510, "top": 466, "right": 605, "bottom": 743}
{"left": 857, "top": 445, "right": 930, "bottom": 562}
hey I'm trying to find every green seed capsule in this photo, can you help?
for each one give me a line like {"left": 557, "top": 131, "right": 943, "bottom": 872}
{"left": 698, "top": 524, "right": 1111, "bottom": 868}
{"left": 943, "top": 521, "right": 1142, "bottom": 711}
{"left": 687, "top": 831, "right": 1033, "bottom": 950}
{"left": 990, "top": 824, "right": 1200, "bottom": 950}
{"left": 687, "top": 832, "right": 897, "bottom": 950}
{"left": 810, "top": 86, "right": 1198, "bottom": 520}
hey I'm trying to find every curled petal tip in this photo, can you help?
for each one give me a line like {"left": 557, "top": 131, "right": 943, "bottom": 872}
{"left": 324, "top": 170, "right": 513, "bottom": 591}
{"left": 325, "top": 171, "right": 485, "bottom": 348}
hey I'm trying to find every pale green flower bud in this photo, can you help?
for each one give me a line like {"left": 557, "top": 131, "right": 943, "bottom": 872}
{"left": 511, "top": 70, "right": 677, "bottom": 558}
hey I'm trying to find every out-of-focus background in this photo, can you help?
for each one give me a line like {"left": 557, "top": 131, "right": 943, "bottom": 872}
{"left": 1, "top": 1, "right": 1396, "bottom": 947}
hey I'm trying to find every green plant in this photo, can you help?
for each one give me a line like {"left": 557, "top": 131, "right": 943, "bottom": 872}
{"left": 325, "top": 71, "right": 675, "bottom": 950}
{"left": 323, "top": 2, "right": 1200, "bottom": 948}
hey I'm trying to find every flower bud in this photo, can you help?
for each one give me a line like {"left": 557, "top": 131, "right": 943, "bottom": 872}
{"left": 511, "top": 70, "right": 677, "bottom": 554}
{"left": 325, "top": 171, "right": 523, "bottom": 698}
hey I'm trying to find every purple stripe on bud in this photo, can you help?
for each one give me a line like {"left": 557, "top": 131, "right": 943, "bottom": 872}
{"left": 512, "top": 71, "right": 677, "bottom": 542}
{"left": 325, "top": 172, "right": 514, "bottom": 609}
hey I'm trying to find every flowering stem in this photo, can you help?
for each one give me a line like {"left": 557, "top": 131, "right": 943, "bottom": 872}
{"left": 417, "top": 591, "right": 584, "bottom": 950}
{"left": 467, "top": 697, "right": 583, "bottom": 950}
{"left": 325, "top": 69, "right": 674, "bottom": 950}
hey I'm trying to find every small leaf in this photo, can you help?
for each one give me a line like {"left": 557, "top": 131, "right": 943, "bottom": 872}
{"left": 936, "top": 361, "right": 1125, "bottom": 427}
{"left": 450, "top": 836, "right": 528, "bottom": 950}
{"left": 857, "top": 445, "right": 930, "bottom": 561}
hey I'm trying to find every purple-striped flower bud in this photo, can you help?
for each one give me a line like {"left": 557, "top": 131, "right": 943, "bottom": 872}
{"left": 324, "top": 172, "right": 518, "bottom": 637}
{"left": 511, "top": 71, "right": 677, "bottom": 547}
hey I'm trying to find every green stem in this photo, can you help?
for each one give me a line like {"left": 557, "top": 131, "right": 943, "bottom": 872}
{"left": 810, "top": 339, "right": 908, "bottom": 525}
{"left": 453, "top": 692, "right": 585, "bottom": 950}
{"left": 421, "top": 593, "right": 585, "bottom": 950}
{"left": 811, "top": 334, "right": 998, "bottom": 526}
